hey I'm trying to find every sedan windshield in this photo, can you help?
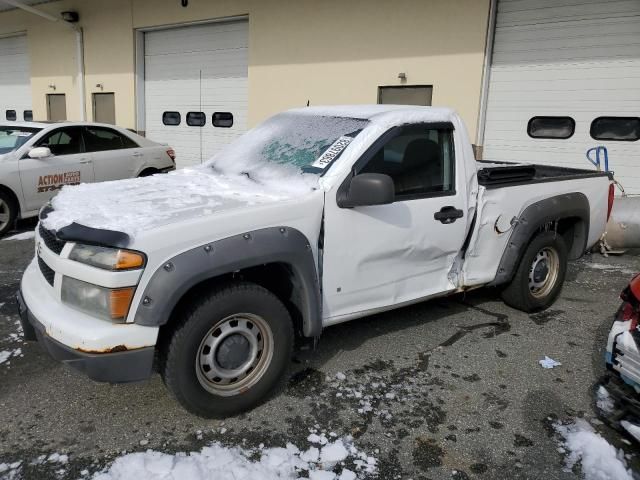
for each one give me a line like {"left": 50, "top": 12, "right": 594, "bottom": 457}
{"left": 0, "top": 126, "right": 41, "bottom": 154}
{"left": 209, "top": 113, "right": 370, "bottom": 178}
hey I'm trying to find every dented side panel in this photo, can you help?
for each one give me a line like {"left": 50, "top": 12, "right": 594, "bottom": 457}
{"left": 462, "top": 175, "right": 610, "bottom": 287}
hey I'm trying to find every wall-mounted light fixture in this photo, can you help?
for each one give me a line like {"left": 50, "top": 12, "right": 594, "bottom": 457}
{"left": 61, "top": 11, "right": 79, "bottom": 23}
{"left": 96, "top": 83, "right": 104, "bottom": 91}
{"left": 48, "top": 83, "right": 56, "bottom": 90}
{"left": 398, "top": 72, "right": 407, "bottom": 81}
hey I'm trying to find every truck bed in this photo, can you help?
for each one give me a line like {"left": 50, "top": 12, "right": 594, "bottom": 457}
{"left": 477, "top": 160, "right": 611, "bottom": 188}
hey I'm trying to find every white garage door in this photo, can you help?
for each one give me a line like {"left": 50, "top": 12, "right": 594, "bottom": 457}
{"left": 144, "top": 20, "right": 248, "bottom": 168}
{"left": 483, "top": 0, "right": 640, "bottom": 193}
{"left": 0, "top": 35, "right": 32, "bottom": 122}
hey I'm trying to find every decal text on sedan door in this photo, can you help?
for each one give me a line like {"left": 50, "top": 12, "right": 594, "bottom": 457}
{"left": 37, "top": 171, "right": 81, "bottom": 193}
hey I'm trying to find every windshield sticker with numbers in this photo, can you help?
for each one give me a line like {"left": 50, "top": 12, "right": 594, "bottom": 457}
{"left": 311, "top": 136, "right": 354, "bottom": 169}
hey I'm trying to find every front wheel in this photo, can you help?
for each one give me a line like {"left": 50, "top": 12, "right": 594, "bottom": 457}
{"left": 160, "top": 282, "right": 294, "bottom": 418}
{"left": 501, "top": 231, "right": 568, "bottom": 312}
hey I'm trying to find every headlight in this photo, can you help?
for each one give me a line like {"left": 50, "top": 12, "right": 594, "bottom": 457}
{"left": 61, "top": 276, "right": 135, "bottom": 322}
{"left": 69, "top": 244, "right": 145, "bottom": 270}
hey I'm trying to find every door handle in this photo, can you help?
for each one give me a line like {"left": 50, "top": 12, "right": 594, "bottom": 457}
{"left": 79, "top": 159, "right": 92, "bottom": 164}
{"left": 132, "top": 152, "right": 143, "bottom": 157}
{"left": 434, "top": 206, "right": 464, "bottom": 224}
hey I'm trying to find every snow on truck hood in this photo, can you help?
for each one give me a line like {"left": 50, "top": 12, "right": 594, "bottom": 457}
{"left": 42, "top": 106, "right": 459, "bottom": 238}
{"left": 42, "top": 164, "right": 318, "bottom": 238}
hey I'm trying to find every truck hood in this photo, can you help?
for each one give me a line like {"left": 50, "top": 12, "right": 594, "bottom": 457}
{"left": 41, "top": 165, "right": 319, "bottom": 239}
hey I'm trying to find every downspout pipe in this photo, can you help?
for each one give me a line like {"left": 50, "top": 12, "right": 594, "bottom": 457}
{"left": 475, "top": 0, "right": 497, "bottom": 158}
{"left": 0, "top": 0, "right": 86, "bottom": 121}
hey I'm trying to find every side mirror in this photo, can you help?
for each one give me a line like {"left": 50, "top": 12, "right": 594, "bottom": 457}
{"left": 28, "top": 147, "right": 52, "bottom": 159}
{"left": 339, "top": 173, "right": 395, "bottom": 208}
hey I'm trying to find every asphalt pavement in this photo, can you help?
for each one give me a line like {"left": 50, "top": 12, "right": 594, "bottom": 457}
{"left": 1, "top": 221, "right": 638, "bottom": 479}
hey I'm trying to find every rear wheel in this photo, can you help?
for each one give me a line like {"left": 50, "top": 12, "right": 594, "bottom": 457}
{"left": 161, "top": 282, "right": 293, "bottom": 418}
{"left": 0, "top": 190, "right": 17, "bottom": 237}
{"left": 501, "top": 231, "right": 568, "bottom": 312}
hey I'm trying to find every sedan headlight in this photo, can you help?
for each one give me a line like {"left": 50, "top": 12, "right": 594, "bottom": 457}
{"left": 61, "top": 276, "right": 135, "bottom": 322}
{"left": 69, "top": 244, "right": 146, "bottom": 270}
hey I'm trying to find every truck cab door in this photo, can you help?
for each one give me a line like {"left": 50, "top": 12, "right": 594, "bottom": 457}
{"left": 321, "top": 123, "right": 469, "bottom": 321}
{"left": 19, "top": 126, "right": 95, "bottom": 212}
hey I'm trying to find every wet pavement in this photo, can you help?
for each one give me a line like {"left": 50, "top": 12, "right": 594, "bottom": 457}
{"left": 1, "top": 220, "right": 638, "bottom": 479}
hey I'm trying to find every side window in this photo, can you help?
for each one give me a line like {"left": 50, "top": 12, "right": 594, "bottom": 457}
{"left": 23, "top": 110, "right": 33, "bottom": 122}
{"left": 37, "top": 127, "right": 84, "bottom": 156}
{"left": 6, "top": 110, "right": 16, "bottom": 121}
{"left": 186, "top": 111, "right": 206, "bottom": 127}
{"left": 590, "top": 117, "right": 640, "bottom": 141}
{"left": 527, "top": 117, "right": 575, "bottom": 139}
{"left": 84, "top": 127, "right": 138, "bottom": 152}
{"left": 162, "top": 111, "right": 181, "bottom": 126}
{"left": 359, "top": 127, "right": 455, "bottom": 199}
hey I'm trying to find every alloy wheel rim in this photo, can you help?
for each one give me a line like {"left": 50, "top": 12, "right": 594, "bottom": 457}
{"left": 195, "top": 313, "right": 274, "bottom": 397}
{"left": 528, "top": 247, "right": 560, "bottom": 299}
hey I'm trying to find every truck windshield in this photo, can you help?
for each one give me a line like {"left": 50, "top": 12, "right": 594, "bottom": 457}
{"left": 0, "top": 126, "right": 41, "bottom": 154}
{"left": 209, "top": 113, "right": 370, "bottom": 176}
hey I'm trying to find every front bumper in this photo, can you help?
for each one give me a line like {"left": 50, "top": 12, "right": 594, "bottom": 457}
{"left": 17, "top": 287, "right": 155, "bottom": 384}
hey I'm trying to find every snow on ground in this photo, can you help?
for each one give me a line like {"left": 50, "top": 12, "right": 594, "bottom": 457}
{"left": 584, "top": 262, "right": 637, "bottom": 276}
{"left": 555, "top": 419, "right": 634, "bottom": 480}
{"left": 620, "top": 420, "right": 640, "bottom": 443}
{"left": 2, "top": 231, "right": 35, "bottom": 241}
{"left": 0, "top": 348, "right": 22, "bottom": 365}
{"left": 596, "top": 386, "right": 615, "bottom": 414}
{"left": 89, "top": 436, "right": 374, "bottom": 480}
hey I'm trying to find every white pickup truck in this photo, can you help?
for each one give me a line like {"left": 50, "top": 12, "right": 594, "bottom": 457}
{"left": 17, "top": 106, "right": 614, "bottom": 418}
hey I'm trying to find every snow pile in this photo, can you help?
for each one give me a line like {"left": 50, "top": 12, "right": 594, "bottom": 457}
{"left": 539, "top": 356, "right": 562, "bottom": 369}
{"left": 596, "top": 386, "right": 615, "bottom": 414}
{"left": 90, "top": 436, "right": 375, "bottom": 480}
{"left": 555, "top": 419, "right": 633, "bottom": 480}
{"left": 43, "top": 165, "right": 317, "bottom": 238}
{"left": 2, "top": 230, "right": 35, "bottom": 241}
{"left": 620, "top": 420, "right": 640, "bottom": 442}
{"left": 0, "top": 348, "right": 22, "bottom": 366}
{"left": 0, "top": 461, "right": 22, "bottom": 480}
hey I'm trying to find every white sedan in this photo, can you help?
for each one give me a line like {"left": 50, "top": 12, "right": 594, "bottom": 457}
{"left": 0, "top": 122, "right": 176, "bottom": 236}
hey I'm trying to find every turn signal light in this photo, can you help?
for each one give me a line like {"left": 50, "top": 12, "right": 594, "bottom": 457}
{"left": 115, "top": 251, "right": 145, "bottom": 270}
{"left": 110, "top": 287, "right": 136, "bottom": 320}
{"left": 167, "top": 148, "right": 176, "bottom": 163}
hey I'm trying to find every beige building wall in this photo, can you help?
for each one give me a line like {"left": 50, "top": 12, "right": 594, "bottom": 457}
{"left": 248, "top": 0, "right": 491, "bottom": 138}
{"left": 0, "top": 0, "right": 490, "bottom": 137}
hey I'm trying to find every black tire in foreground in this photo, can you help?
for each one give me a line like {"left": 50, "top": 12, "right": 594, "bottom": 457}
{"left": 0, "top": 190, "right": 17, "bottom": 237}
{"left": 161, "top": 282, "right": 294, "bottom": 418}
{"left": 501, "top": 231, "right": 568, "bottom": 313}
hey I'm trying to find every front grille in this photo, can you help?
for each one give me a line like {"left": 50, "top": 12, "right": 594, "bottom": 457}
{"left": 39, "top": 224, "right": 65, "bottom": 255}
{"left": 38, "top": 256, "right": 55, "bottom": 287}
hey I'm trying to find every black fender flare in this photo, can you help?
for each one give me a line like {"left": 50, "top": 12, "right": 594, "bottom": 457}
{"left": 490, "top": 192, "right": 590, "bottom": 287}
{"left": 133, "top": 226, "right": 322, "bottom": 338}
